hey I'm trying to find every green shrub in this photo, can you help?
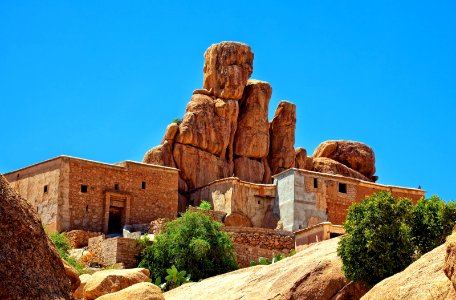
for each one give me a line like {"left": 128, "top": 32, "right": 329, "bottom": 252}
{"left": 337, "top": 192, "right": 415, "bottom": 286}
{"left": 172, "top": 118, "right": 182, "bottom": 125}
{"left": 138, "top": 210, "right": 238, "bottom": 283}
{"left": 49, "top": 231, "right": 85, "bottom": 274}
{"left": 198, "top": 200, "right": 212, "bottom": 210}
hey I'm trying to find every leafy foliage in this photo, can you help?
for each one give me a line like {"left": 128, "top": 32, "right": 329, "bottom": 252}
{"left": 337, "top": 192, "right": 415, "bottom": 286}
{"left": 172, "top": 118, "right": 182, "bottom": 125}
{"left": 138, "top": 210, "right": 238, "bottom": 283}
{"left": 164, "top": 265, "right": 191, "bottom": 290}
{"left": 49, "top": 231, "right": 85, "bottom": 274}
{"left": 198, "top": 200, "right": 212, "bottom": 210}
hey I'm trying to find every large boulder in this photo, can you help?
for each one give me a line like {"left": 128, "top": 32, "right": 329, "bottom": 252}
{"left": 233, "top": 156, "right": 264, "bottom": 184}
{"left": 161, "top": 122, "right": 179, "bottom": 143}
{"left": 164, "top": 237, "right": 367, "bottom": 300}
{"left": 312, "top": 157, "right": 371, "bottom": 181}
{"left": 83, "top": 268, "right": 151, "bottom": 300}
{"left": 268, "top": 101, "right": 296, "bottom": 175}
{"left": 203, "top": 42, "right": 254, "bottom": 100}
{"left": 96, "top": 282, "right": 164, "bottom": 300}
{"left": 233, "top": 80, "right": 272, "bottom": 158}
{"left": 362, "top": 243, "right": 456, "bottom": 299}
{"left": 0, "top": 175, "right": 72, "bottom": 300}
{"left": 62, "top": 260, "right": 81, "bottom": 295}
{"left": 173, "top": 143, "right": 230, "bottom": 189}
{"left": 143, "top": 141, "right": 176, "bottom": 168}
{"left": 313, "top": 140, "right": 376, "bottom": 178}
{"left": 295, "top": 147, "right": 308, "bottom": 170}
{"left": 175, "top": 94, "right": 239, "bottom": 157}
{"left": 444, "top": 231, "right": 456, "bottom": 289}
{"left": 74, "top": 274, "right": 92, "bottom": 300}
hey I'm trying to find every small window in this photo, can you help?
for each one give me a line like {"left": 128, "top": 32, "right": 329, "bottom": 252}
{"left": 313, "top": 178, "right": 318, "bottom": 189}
{"left": 81, "top": 185, "right": 88, "bottom": 193}
{"left": 258, "top": 200, "right": 261, "bottom": 204}
{"left": 114, "top": 183, "right": 119, "bottom": 190}
{"left": 44, "top": 185, "right": 48, "bottom": 193}
{"left": 141, "top": 181, "right": 146, "bottom": 189}
{"left": 339, "top": 183, "right": 347, "bottom": 194}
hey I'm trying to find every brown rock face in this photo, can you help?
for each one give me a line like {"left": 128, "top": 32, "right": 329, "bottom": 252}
{"left": 444, "top": 231, "right": 456, "bottom": 289}
{"left": 74, "top": 274, "right": 92, "bottom": 300}
{"left": 161, "top": 122, "right": 179, "bottom": 143}
{"left": 362, "top": 243, "right": 456, "bottom": 300}
{"left": 175, "top": 94, "right": 239, "bottom": 157}
{"left": 268, "top": 101, "right": 296, "bottom": 175}
{"left": 233, "top": 157, "right": 264, "bottom": 183}
{"left": 164, "top": 238, "right": 367, "bottom": 300}
{"left": 203, "top": 42, "right": 254, "bottom": 100}
{"left": 312, "top": 157, "right": 371, "bottom": 181}
{"left": 0, "top": 175, "right": 72, "bottom": 300}
{"left": 96, "top": 282, "right": 164, "bottom": 300}
{"left": 63, "top": 260, "right": 81, "bottom": 295}
{"left": 224, "top": 212, "right": 253, "bottom": 227}
{"left": 295, "top": 147, "right": 307, "bottom": 170}
{"left": 143, "top": 141, "right": 176, "bottom": 168}
{"left": 234, "top": 80, "right": 272, "bottom": 158}
{"left": 173, "top": 143, "right": 230, "bottom": 189}
{"left": 313, "top": 140, "right": 376, "bottom": 178}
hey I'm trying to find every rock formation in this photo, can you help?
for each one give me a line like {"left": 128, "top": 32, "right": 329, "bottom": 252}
{"left": 0, "top": 175, "right": 72, "bottom": 300}
{"left": 444, "top": 230, "right": 456, "bottom": 290}
{"left": 164, "top": 237, "right": 367, "bottom": 300}
{"left": 96, "top": 282, "right": 164, "bottom": 300}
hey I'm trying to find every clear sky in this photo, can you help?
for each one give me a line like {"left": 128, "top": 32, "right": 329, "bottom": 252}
{"left": 1, "top": 1, "right": 455, "bottom": 200}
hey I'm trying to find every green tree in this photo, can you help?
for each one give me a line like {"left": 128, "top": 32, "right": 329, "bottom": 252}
{"left": 337, "top": 191, "right": 415, "bottom": 286}
{"left": 198, "top": 200, "right": 212, "bottom": 210}
{"left": 138, "top": 210, "right": 238, "bottom": 283}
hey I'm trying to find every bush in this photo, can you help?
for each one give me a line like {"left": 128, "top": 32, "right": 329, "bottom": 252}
{"left": 172, "top": 118, "right": 182, "bottom": 125}
{"left": 199, "top": 200, "right": 212, "bottom": 210}
{"left": 49, "top": 231, "right": 85, "bottom": 274}
{"left": 138, "top": 210, "right": 238, "bottom": 284}
{"left": 337, "top": 192, "right": 415, "bottom": 286}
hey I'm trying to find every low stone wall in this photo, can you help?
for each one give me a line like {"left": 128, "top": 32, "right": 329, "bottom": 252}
{"left": 65, "top": 230, "right": 103, "bottom": 248}
{"left": 86, "top": 235, "right": 140, "bottom": 268}
{"left": 222, "top": 226, "right": 295, "bottom": 267}
{"left": 294, "top": 222, "right": 345, "bottom": 252}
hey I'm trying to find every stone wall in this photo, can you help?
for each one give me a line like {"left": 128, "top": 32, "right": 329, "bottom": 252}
{"left": 222, "top": 226, "right": 295, "bottom": 267}
{"left": 101, "top": 237, "right": 141, "bottom": 268}
{"left": 294, "top": 222, "right": 345, "bottom": 251}
{"left": 64, "top": 230, "right": 103, "bottom": 248}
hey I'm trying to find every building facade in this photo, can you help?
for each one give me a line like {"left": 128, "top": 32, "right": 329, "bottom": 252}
{"left": 4, "top": 156, "right": 179, "bottom": 233}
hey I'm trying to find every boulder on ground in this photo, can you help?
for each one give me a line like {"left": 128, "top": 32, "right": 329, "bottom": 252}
{"left": 0, "top": 175, "right": 72, "bottom": 300}
{"left": 96, "top": 282, "right": 164, "bottom": 300}
{"left": 233, "top": 156, "right": 264, "bottom": 183}
{"left": 175, "top": 94, "right": 239, "bottom": 157}
{"left": 63, "top": 260, "right": 81, "bottom": 295}
{"left": 268, "top": 101, "right": 296, "bottom": 175}
{"left": 164, "top": 237, "right": 367, "bottom": 300}
{"left": 313, "top": 140, "right": 376, "bottom": 178}
{"left": 312, "top": 157, "right": 371, "bottom": 181}
{"left": 362, "top": 243, "right": 456, "bottom": 300}
{"left": 233, "top": 80, "right": 272, "bottom": 158}
{"left": 74, "top": 273, "right": 92, "bottom": 300}
{"left": 83, "top": 268, "right": 150, "bottom": 300}
{"left": 203, "top": 42, "right": 254, "bottom": 100}
{"left": 444, "top": 231, "right": 456, "bottom": 289}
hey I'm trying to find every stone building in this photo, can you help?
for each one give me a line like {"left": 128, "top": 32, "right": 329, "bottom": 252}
{"left": 273, "top": 168, "right": 426, "bottom": 231}
{"left": 4, "top": 156, "right": 178, "bottom": 233}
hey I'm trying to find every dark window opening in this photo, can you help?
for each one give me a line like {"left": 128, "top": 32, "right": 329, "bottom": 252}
{"left": 313, "top": 178, "right": 318, "bottom": 188}
{"left": 17, "top": 173, "right": 20, "bottom": 179}
{"left": 114, "top": 183, "right": 119, "bottom": 190}
{"left": 86, "top": 205, "right": 89, "bottom": 212}
{"left": 81, "top": 185, "right": 88, "bottom": 193}
{"left": 44, "top": 185, "right": 48, "bottom": 193}
{"left": 339, "top": 183, "right": 347, "bottom": 193}
{"left": 258, "top": 200, "right": 261, "bottom": 204}
{"left": 141, "top": 181, "right": 146, "bottom": 189}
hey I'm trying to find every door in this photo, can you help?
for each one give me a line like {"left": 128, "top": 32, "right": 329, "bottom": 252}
{"left": 108, "top": 206, "right": 123, "bottom": 234}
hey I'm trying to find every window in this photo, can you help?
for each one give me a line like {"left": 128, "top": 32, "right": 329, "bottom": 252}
{"left": 313, "top": 178, "right": 318, "bottom": 188}
{"left": 44, "top": 185, "right": 48, "bottom": 193}
{"left": 339, "top": 183, "right": 347, "bottom": 193}
{"left": 141, "top": 181, "right": 146, "bottom": 189}
{"left": 114, "top": 183, "right": 119, "bottom": 190}
{"left": 81, "top": 185, "right": 88, "bottom": 193}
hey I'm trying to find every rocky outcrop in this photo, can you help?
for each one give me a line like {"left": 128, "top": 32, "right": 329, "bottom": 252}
{"left": 74, "top": 274, "right": 92, "bottom": 300}
{"left": 63, "top": 260, "right": 81, "bottom": 295}
{"left": 268, "top": 101, "right": 296, "bottom": 175}
{"left": 295, "top": 147, "right": 308, "bottom": 170}
{"left": 312, "top": 157, "right": 371, "bottom": 181}
{"left": 96, "top": 282, "right": 164, "bottom": 300}
{"left": 233, "top": 157, "right": 264, "bottom": 183}
{"left": 0, "top": 175, "right": 72, "bottom": 300}
{"left": 313, "top": 140, "right": 376, "bottom": 179}
{"left": 143, "top": 142, "right": 176, "bottom": 168}
{"left": 444, "top": 231, "right": 456, "bottom": 289}
{"left": 164, "top": 237, "right": 367, "bottom": 300}
{"left": 362, "top": 243, "right": 456, "bottom": 300}
{"left": 203, "top": 42, "right": 254, "bottom": 100}
{"left": 83, "top": 268, "right": 151, "bottom": 300}
{"left": 224, "top": 212, "right": 253, "bottom": 227}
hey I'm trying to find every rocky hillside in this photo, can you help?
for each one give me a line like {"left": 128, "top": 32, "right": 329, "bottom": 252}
{"left": 164, "top": 237, "right": 367, "bottom": 300}
{"left": 143, "top": 41, "right": 378, "bottom": 207}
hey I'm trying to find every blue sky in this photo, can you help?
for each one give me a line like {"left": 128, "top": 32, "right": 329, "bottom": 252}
{"left": 1, "top": 1, "right": 455, "bottom": 200}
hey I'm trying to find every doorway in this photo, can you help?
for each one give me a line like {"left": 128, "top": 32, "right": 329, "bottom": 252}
{"left": 108, "top": 206, "right": 124, "bottom": 234}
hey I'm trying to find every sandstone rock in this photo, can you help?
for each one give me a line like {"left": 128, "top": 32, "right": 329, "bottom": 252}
{"left": 0, "top": 175, "right": 72, "bottom": 300}
{"left": 224, "top": 212, "right": 253, "bottom": 227}
{"left": 164, "top": 238, "right": 367, "bottom": 300}
{"left": 83, "top": 268, "right": 150, "bottom": 300}
{"left": 175, "top": 94, "right": 239, "bottom": 157}
{"left": 173, "top": 143, "right": 229, "bottom": 189}
{"left": 306, "top": 156, "right": 314, "bottom": 170}
{"left": 143, "top": 141, "right": 176, "bottom": 168}
{"left": 312, "top": 157, "right": 371, "bottom": 181}
{"left": 63, "top": 259, "right": 81, "bottom": 295}
{"left": 203, "top": 42, "right": 254, "bottom": 100}
{"left": 233, "top": 157, "right": 264, "bottom": 183}
{"left": 96, "top": 282, "right": 164, "bottom": 300}
{"left": 444, "top": 231, "right": 456, "bottom": 289}
{"left": 295, "top": 147, "right": 307, "bottom": 170}
{"left": 233, "top": 80, "right": 272, "bottom": 158}
{"left": 268, "top": 101, "right": 296, "bottom": 175}
{"left": 74, "top": 274, "right": 92, "bottom": 300}
{"left": 262, "top": 157, "right": 272, "bottom": 184}
{"left": 362, "top": 243, "right": 456, "bottom": 300}
{"left": 161, "top": 122, "right": 179, "bottom": 143}
{"left": 313, "top": 140, "right": 376, "bottom": 178}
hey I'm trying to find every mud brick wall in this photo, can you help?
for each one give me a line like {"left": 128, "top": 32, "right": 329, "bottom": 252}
{"left": 101, "top": 237, "right": 141, "bottom": 268}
